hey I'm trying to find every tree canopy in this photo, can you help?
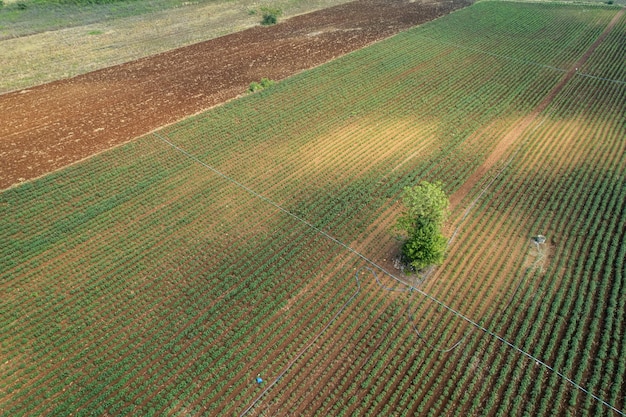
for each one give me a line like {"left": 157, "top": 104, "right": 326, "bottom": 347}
{"left": 396, "top": 181, "right": 449, "bottom": 271}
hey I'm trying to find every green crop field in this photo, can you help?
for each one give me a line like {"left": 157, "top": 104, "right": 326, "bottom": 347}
{"left": 1, "top": 1, "right": 625, "bottom": 416}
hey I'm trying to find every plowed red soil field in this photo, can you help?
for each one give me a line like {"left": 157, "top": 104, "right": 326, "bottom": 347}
{"left": 0, "top": 0, "right": 471, "bottom": 190}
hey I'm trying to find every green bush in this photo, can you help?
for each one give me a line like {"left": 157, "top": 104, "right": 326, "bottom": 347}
{"left": 249, "top": 81, "right": 262, "bottom": 93}
{"left": 248, "top": 78, "right": 275, "bottom": 93}
{"left": 260, "top": 6, "right": 282, "bottom": 25}
{"left": 260, "top": 77, "right": 275, "bottom": 88}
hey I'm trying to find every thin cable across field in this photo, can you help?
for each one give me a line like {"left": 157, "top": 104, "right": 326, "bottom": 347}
{"left": 576, "top": 72, "right": 626, "bottom": 85}
{"left": 153, "top": 132, "right": 625, "bottom": 416}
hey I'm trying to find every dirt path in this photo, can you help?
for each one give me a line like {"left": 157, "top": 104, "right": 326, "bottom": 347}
{"left": 0, "top": 0, "right": 470, "bottom": 191}
{"left": 449, "top": 7, "right": 625, "bottom": 210}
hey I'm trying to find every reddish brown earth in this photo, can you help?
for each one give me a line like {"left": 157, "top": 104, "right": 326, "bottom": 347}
{"left": 0, "top": 0, "right": 471, "bottom": 191}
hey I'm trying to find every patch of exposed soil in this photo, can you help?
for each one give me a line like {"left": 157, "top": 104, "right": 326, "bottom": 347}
{"left": 0, "top": 0, "right": 471, "bottom": 191}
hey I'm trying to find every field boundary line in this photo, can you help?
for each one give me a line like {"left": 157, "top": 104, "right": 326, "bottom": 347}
{"left": 152, "top": 132, "right": 625, "bottom": 417}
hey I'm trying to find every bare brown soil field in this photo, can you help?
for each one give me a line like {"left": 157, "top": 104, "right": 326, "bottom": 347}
{"left": 0, "top": 0, "right": 471, "bottom": 191}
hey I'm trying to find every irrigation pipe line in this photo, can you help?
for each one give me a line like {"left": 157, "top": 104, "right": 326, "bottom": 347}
{"left": 153, "top": 132, "right": 625, "bottom": 416}
{"left": 576, "top": 72, "right": 626, "bottom": 85}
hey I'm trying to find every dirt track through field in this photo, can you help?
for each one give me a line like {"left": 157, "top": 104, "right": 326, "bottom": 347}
{"left": 0, "top": 0, "right": 471, "bottom": 191}
{"left": 449, "top": 7, "right": 626, "bottom": 210}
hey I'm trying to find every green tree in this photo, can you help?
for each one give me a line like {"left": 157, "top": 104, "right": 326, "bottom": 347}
{"left": 396, "top": 181, "right": 449, "bottom": 271}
